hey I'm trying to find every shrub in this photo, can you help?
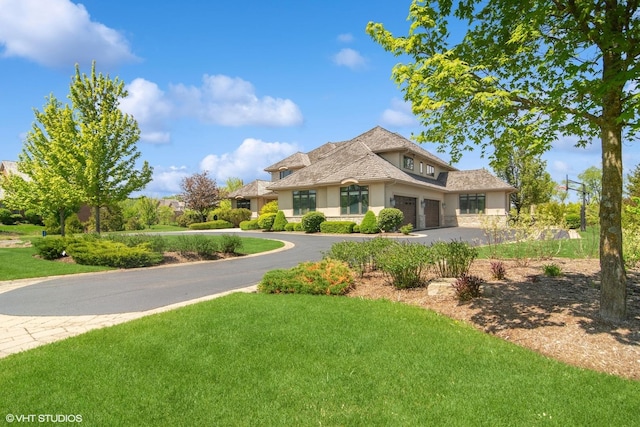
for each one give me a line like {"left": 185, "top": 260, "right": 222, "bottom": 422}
{"left": 377, "top": 208, "right": 404, "bottom": 232}
{"left": 543, "top": 263, "right": 562, "bottom": 277}
{"left": 565, "top": 213, "right": 582, "bottom": 229}
{"left": 65, "top": 214, "right": 84, "bottom": 234}
{"left": 10, "top": 214, "right": 23, "bottom": 224}
{"left": 272, "top": 211, "right": 288, "bottom": 231}
{"left": 0, "top": 208, "right": 13, "bottom": 225}
{"left": 293, "top": 222, "right": 304, "bottom": 232}
{"left": 189, "top": 220, "right": 234, "bottom": 230}
{"left": 33, "top": 236, "right": 68, "bottom": 260}
{"left": 301, "top": 211, "right": 325, "bottom": 233}
{"left": 260, "top": 200, "right": 279, "bottom": 215}
{"left": 219, "top": 234, "right": 243, "bottom": 254}
{"left": 323, "top": 237, "right": 397, "bottom": 276}
{"left": 377, "top": 242, "right": 432, "bottom": 289}
{"left": 400, "top": 223, "right": 413, "bottom": 235}
{"left": 353, "top": 224, "right": 360, "bottom": 233}
{"left": 258, "top": 259, "right": 354, "bottom": 295}
{"left": 320, "top": 221, "right": 355, "bottom": 234}
{"left": 208, "top": 207, "right": 231, "bottom": 223}
{"left": 66, "top": 240, "right": 163, "bottom": 268}
{"left": 228, "top": 208, "right": 251, "bottom": 227}
{"left": 431, "top": 240, "right": 478, "bottom": 278}
{"left": 176, "top": 210, "right": 202, "bottom": 227}
{"left": 284, "top": 223, "right": 296, "bottom": 231}
{"left": 106, "top": 234, "right": 167, "bottom": 253}
{"left": 359, "top": 210, "right": 379, "bottom": 234}
{"left": 257, "top": 213, "right": 277, "bottom": 231}
{"left": 452, "top": 274, "right": 485, "bottom": 301}
{"left": 171, "top": 235, "right": 219, "bottom": 259}
{"left": 125, "top": 217, "right": 145, "bottom": 231}
{"left": 490, "top": 260, "right": 507, "bottom": 280}
{"left": 240, "top": 219, "right": 261, "bottom": 230}
{"left": 24, "top": 209, "right": 43, "bottom": 225}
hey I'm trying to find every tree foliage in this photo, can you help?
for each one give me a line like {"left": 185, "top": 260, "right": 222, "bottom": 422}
{"left": 180, "top": 171, "right": 220, "bottom": 222}
{"left": 367, "top": 0, "right": 640, "bottom": 321}
{"left": 625, "top": 163, "right": 640, "bottom": 198}
{"left": 491, "top": 147, "right": 554, "bottom": 216}
{"left": 578, "top": 166, "right": 603, "bottom": 204}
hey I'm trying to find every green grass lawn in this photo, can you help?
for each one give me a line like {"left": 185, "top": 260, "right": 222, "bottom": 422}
{"left": 0, "top": 293, "right": 637, "bottom": 425}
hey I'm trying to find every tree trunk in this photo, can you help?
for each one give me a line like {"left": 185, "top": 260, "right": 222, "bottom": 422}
{"left": 59, "top": 208, "right": 66, "bottom": 237}
{"left": 94, "top": 205, "right": 101, "bottom": 234}
{"left": 599, "top": 48, "right": 627, "bottom": 321}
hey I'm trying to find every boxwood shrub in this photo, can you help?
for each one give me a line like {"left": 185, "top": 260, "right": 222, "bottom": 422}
{"left": 188, "top": 220, "right": 234, "bottom": 230}
{"left": 258, "top": 259, "right": 354, "bottom": 295}
{"left": 301, "top": 211, "right": 326, "bottom": 233}
{"left": 272, "top": 211, "right": 288, "bottom": 231}
{"left": 284, "top": 223, "right": 296, "bottom": 231}
{"left": 320, "top": 221, "right": 356, "bottom": 234}
{"left": 377, "top": 208, "right": 404, "bottom": 232}
{"left": 240, "top": 219, "right": 261, "bottom": 230}
{"left": 359, "top": 210, "right": 379, "bottom": 234}
{"left": 257, "top": 213, "right": 277, "bottom": 231}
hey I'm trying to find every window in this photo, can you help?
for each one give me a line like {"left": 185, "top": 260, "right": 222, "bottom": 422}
{"left": 420, "top": 162, "right": 424, "bottom": 174}
{"left": 292, "top": 190, "right": 316, "bottom": 215}
{"left": 426, "top": 164, "right": 435, "bottom": 177}
{"left": 459, "top": 193, "right": 485, "bottom": 214}
{"left": 279, "top": 169, "right": 292, "bottom": 179}
{"left": 340, "top": 185, "right": 369, "bottom": 215}
{"left": 236, "top": 199, "right": 250, "bottom": 209}
{"left": 403, "top": 156, "right": 414, "bottom": 170}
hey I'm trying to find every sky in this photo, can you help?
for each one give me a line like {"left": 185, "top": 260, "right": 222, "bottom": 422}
{"left": 0, "top": 0, "right": 634, "bottom": 199}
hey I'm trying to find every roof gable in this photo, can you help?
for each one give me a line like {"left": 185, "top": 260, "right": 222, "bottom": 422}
{"left": 438, "top": 169, "right": 516, "bottom": 192}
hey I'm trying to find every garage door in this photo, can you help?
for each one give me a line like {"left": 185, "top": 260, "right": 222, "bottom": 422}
{"left": 423, "top": 199, "right": 440, "bottom": 228}
{"left": 394, "top": 196, "right": 416, "bottom": 228}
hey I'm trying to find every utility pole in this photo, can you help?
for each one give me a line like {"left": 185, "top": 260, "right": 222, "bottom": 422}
{"left": 566, "top": 175, "right": 587, "bottom": 231}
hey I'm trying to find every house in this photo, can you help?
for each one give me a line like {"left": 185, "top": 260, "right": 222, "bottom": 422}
{"left": 228, "top": 126, "right": 516, "bottom": 229}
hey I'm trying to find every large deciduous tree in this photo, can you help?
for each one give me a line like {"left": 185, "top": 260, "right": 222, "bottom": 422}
{"left": 69, "top": 62, "right": 153, "bottom": 233}
{"left": 180, "top": 171, "right": 220, "bottom": 222}
{"left": 578, "top": 166, "right": 603, "bottom": 204}
{"left": 367, "top": 0, "right": 640, "bottom": 321}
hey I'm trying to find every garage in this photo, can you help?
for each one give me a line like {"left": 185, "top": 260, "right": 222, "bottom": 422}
{"left": 394, "top": 196, "right": 417, "bottom": 228}
{"left": 423, "top": 199, "right": 440, "bottom": 228}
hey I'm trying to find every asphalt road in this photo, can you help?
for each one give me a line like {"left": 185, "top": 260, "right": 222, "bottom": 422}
{"left": 0, "top": 227, "right": 489, "bottom": 316}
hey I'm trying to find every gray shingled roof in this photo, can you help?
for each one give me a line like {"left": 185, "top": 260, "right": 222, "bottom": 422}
{"left": 264, "top": 152, "right": 310, "bottom": 172}
{"left": 437, "top": 169, "right": 517, "bottom": 192}
{"left": 227, "top": 179, "right": 277, "bottom": 199}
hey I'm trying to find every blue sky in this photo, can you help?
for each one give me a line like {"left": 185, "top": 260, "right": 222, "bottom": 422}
{"left": 0, "top": 0, "right": 627, "bottom": 198}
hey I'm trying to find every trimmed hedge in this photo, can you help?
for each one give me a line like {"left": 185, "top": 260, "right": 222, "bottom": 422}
{"left": 188, "top": 220, "right": 234, "bottom": 230}
{"left": 257, "top": 213, "right": 277, "bottom": 231}
{"left": 301, "top": 211, "right": 325, "bottom": 233}
{"left": 359, "top": 210, "right": 379, "bottom": 234}
{"left": 240, "top": 219, "right": 261, "bottom": 230}
{"left": 66, "top": 240, "right": 163, "bottom": 268}
{"left": 272, "top": 211, "right": 288, "bottom": 231}
{"left": 378, "top": 208, "right": 404, "bottom": 232}
{"left": 258, "top": 259, "right": 354, "bottom": 295}
{"left": 319, "top": 221, "right": 356, "bottom": 234}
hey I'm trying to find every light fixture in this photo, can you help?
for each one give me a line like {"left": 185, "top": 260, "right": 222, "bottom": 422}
{"left": 442, "top": 202, "right": 446, "bottom": 209}
{"left": 390, "top": 197, "right": 396, "bottom": 207}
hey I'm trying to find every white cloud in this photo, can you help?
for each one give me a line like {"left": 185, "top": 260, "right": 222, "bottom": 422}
{"left": 200, "top": 138, "right": 299, "bottom": 183}
{"left": 120, "top": 78, "right": 173, "bottom": 143}
{"left": 171, "top": 75, "right": 303, "bottom": 127}
{"left": 380, "top": 98, "right": 417, "bottom": 127}
{"left": 0, "top": 0, "right": 138, "bottom": 68}
{"left": 332, "top": 48, "right": 367, "bottom": 70}
{"left": 337, "top": 33, "right": 354, "bottom": 43}
{"left": 143, "top": 166, "right": 190, "bottom": 197}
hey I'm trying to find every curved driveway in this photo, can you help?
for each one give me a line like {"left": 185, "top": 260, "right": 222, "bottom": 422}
{"left": 0, "top": 227, "right": 489, "bottom": 316}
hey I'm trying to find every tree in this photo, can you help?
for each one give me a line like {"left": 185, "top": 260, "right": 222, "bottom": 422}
{"left": 69, "top": 62, "right": 153, "bottom": 233}
{"left": 1, "top": 96, "right": 84, "bottom": 236}
{"left": 625, "top": 163, "right": 640, "bottom": 198}
{"left": 136, "top": 196, "right": 160, "bottom": 228}
{"left": 180, "top": 171, "right": 220, "bottom": 222}
{"left": 578, "top": 166, "right": 603, "bottom": 204}
{"left": 367, "top": 0, "right": 640, "bottom": 321}
{"left": 491, "top": 147, "right": 554, "bottom": 216}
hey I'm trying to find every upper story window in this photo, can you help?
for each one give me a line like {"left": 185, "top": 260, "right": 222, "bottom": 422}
{"left": 459, "top": 193, "right": 485, "bottom": 214}
{"left": 340, "top": 185, "right": 369, "bottom": 215}
{"left": 236, "top": 199, "right": 250, "bottom": 210}
{"left": 403, "top": 156, "right": 414, "bottom": 170}
{"left": 279, "top": 169, "right": 292, "bottom": 179}
{"left": 426, "top": 164, "right": 435, "bottom": 177}
{"left": 293, "top": 190, "right": 316, "bottom": 215}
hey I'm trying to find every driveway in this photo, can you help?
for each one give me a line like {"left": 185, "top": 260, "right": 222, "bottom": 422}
{"left": 0, "top": 227, "right": 489, "bottom": 317}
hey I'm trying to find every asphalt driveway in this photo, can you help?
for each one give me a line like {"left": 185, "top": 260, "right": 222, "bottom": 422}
{"left": 0, "top": 227, "right": 489, "bottom": 316}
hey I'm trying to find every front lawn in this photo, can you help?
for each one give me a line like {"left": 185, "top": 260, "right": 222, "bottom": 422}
{"left": 0, "top": 293, "right": 636, "bottom": 425}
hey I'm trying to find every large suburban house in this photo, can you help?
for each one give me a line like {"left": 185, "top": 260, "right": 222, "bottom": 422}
{"left": 228, "top": 126, "right": 516, "bottom": 229}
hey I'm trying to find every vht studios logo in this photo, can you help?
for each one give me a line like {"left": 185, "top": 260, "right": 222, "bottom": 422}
{"left": 5, "top": 413, "right": 83, "bottom": 423}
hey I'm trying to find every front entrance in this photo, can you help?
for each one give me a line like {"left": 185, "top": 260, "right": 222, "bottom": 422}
{"left": 394, "top": 196, "right": 417, "bottom": 228}
{"left": 423, "top": 199, "right": 440, "bottom": 228}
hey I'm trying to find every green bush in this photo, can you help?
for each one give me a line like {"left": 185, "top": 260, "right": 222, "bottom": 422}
{"left": 272, "top": 211, "right": 288, "bottom": 231}
{"left": 33, "top": 236, "right": 68, "bottom": 260}
{"left": 0, "top": 208, "right": 13, "bottom": 225}
{"left": 565, "top": 213, "right": 582, "bottom": 229}
{"left": 258, "top": 259, "right": 354, "bottom": 295}
{"left": 543, "top": 263, "right": 562, "bottom": 277}
{"left": 105, "top": 233, "right": 167, "bottom": 253}
{"left": 125, "top": 217, "right": 145, "bottom": 231}
{"left": 323, "top": 237, "right": 398, "bottom": 276}
{"left": 377, "top": 208, "right": 404, "bottom": 232}
{"left": 219, "top": 234, "right": 243, "bottom": 254}
{"left": 452, "top": 274, "right": 485, "bottom": 301}
{"left": 66, "top": 240, "right": 163, "bottom": 268}
{"left": 301, "top": 211, "right": 325, "bottom": 233}
{"left": 24, "top": 209, "right": 43, "bottom": 225}
{"left": 284, "top": 223, "right": 296, "bottom": 231}
{"left": 208, "top": 207, "right": 231, "bottom": 223}
{"left": 320, "top": 221, "right": 355, "bottom": 234}
{"left": 240, "top": 219, "right": 261, "bottom": 230}
{"left": 170, "top": 235, "right": 219, "bottom": 259}
{"left": 257, "top": 213, "right": 277, "bottom": 231}
{"left": 65, "top": 214, "right": 84, "bottom": 234}
{"left": 260, "top": 200, "right": 279, "bottom": 215}
{"left": 359, "top": 210, "right": 379, "bottom": 234}
{"left": 353, "top": 224, "right": 360, "bottom": 233}
{"left": 294, "top": 222, "right": 304, "bottom": 231}
{"left": 400, "top": 223, "right": 413, "bottom": 235}
{"left": 188, "top": 220, "right": 234, "bottom": 230}
{"left": 176, "top": 210, "right": 202, "bottom": 227}
{"left": 431, "top": 240, "right": 478, "bottom": 278}
{"left": 377, "top": 241, "right": 432, "bottom": 289}
{"left": 228, "top": 208, "right": 251, "bottom": 227}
